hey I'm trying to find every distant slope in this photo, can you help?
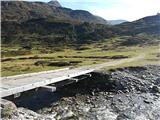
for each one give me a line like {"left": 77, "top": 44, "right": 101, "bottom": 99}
{"left": 108, "top": 20, "right": 128, "bottom": 25}
{"left": 1, "top": 1, "right": 107, "bottom": 24}
{"left": 116, "top": 14, "right": 160, "bottom": 35}
{"left": 1, "top": 18, "right": 114, "bottom": 46}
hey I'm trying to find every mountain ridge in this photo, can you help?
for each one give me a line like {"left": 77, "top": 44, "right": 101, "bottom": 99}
{"left": 1, "top": 1, "right": 160, "bottom": 48}
{"left": 48, "top": 0, "right": 62, "bottom": 7}
{"left": 1, "top": 1, "right": 108, "bottom": 24}
{"left": 115, "top": 13, "right": 160, "bottom": 35}
{"left": 108, "top": 19, "right": 128, "bottom": 25}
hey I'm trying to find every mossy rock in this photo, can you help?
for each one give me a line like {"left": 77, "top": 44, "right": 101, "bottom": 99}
{"left": 1, "top": 99, "right": 17, "bottom": 118}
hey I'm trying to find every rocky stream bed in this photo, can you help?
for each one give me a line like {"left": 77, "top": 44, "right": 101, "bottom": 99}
{"left": 2, "top": 65, "right": 160, "bottom": 120}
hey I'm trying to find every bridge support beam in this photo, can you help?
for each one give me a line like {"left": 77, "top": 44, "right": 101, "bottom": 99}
{"left": 14, "top": 93, "right": 21, "bottom": 98}
{"left": 69, "top": 78, "right": 79, "bottom": 82}
{"left": 85, "top": 73, "right": 92, "bottom": 77}
{"left": 41, "top": 85, "right": 56, "bottom": 92}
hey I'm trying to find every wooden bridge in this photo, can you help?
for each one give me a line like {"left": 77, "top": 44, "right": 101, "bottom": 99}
{"left": 0, "top": 55, "right": 144, "bottom": 98}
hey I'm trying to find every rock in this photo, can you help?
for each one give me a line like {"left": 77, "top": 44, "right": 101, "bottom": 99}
{"left": 48, "top": 0, "right": 62, "bottom": 7}
{"left": 152, "top": 85, "right": 160, "bottom": 93}
{"left": 155, "top": 78, "right": 160, "bottom": 85}
{"left": 142, "top": 75, "right": 146, "bottom": 79}
{"left": 86, "top": 99, "right": 91, "bottom": 104}
{"left": 143, "top": 100, "right": 152, "bottom": 104}
{"left": 45, "top": 114, "right": 56, "bottom": 120}
{"left": 18, "top": 107, "right": 41, "bottom": 116}
{"left": 96, "top": 109, "right": 117, "bottom": 120}
{"left": 82, "top": 107, "right": 90, "bottom": 112}
{"left": 1, "top": 99, "right": 17, "bottom": 118}
{"left": 61, "top": 110, "right": 75, "bottom": 119}
{"left": 91, "top": 91, "right": 95, "bottom": 96}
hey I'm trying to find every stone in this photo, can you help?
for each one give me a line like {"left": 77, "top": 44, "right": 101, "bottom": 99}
{"left": 91, "top": 91, "right": 95, "bottom": 96}
{"left": 82, "top": 107, "right": 90, "bottom": 112}
{"left": 1, "top": 99, "right": 17, "bottom": 118}
{"left": 142, "top": 75, "right": 146, "bottom": 79}
{"left": 143, "top": 100, "right": 152, "bottom": 104}
{"left": 152, "top": 85, "right": 160, "bottom": 93}
{"left": 155, "top": 78, "right": 160, "bottom": 85}
{"left": 62, "top": 110, "right": 74, "bottom": 119}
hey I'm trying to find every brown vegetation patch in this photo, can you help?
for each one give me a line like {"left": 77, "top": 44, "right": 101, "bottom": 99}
{"left": 2, "top": 50, "right": 31, "bottom": 57}
{"left": 1, "top": 56, "right": 56, "bottom": 62}
{"left": 34, "top": 60, "right": 82, "bottom": 67}
{"left": 58, "top": 55, "right": 128, "bottom": 59}
{"left": 1, "top": 58, "right": 15, "bottom": 62}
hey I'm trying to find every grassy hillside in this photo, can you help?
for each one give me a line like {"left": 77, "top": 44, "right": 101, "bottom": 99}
{"left": 1, "top": 19, "right": 114, "bottom": 47}
{"left": 2, "top": 1, "right": 107, "bottom": 24}
{"left": 2, "top": 36, "right": 159, "bottom": 76}
{"left": 115, "top": 14, "right": 160, "bottom": 35}
{"left": 2, "top": 14, "right": 160, "bottom": 49}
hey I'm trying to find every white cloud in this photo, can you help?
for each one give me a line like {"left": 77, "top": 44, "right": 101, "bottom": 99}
{"left": 8, "top": 0, "right": 160, "bottom": 21}
{"left": 90, "top": 0, "right": 160, "bottom": 21}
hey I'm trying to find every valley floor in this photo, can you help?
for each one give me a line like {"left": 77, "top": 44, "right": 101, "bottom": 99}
{"left": 1, "top": 36, "right": 160, "bottom": 76}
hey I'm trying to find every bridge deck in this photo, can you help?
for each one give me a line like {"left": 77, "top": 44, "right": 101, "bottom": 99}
{"left": 0, "top": 67, "right": 94, "bottom": 98}
{"left": 0, "top": 55, "right": 144, "bottom": 98}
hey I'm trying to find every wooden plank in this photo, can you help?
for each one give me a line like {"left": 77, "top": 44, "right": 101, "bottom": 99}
{"left": 2, "top": 68, "right": 69, "bottom": 80}
{"left": 0, "top": 68, "right": 94, "bottom": 97}
{"left": 41, "top": 86, "right": 56, "bottom": 92}
{"left": 69, "top": 78, "right": 79, "bottom": 82}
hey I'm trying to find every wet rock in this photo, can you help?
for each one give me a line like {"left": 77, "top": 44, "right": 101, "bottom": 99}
{"left": 155, "top": 78, "right": 160, "bottom": 85}
{"left": 95, "top": 109, "right": 117, "bottom": 120}
{"left": 61, "top": 110, "right": 75, "bottom": 119}
{"left": 141, "top": 75, "right": 146, "bottom": 79}
{"left": 143, "top": 99, "right": 152, "bottom": 104}
{"left": 91, "top": 91, "right": 95, "bottom": 96}
{"left": 152, "top": 85, "right": 160, "bottom": 93}
{"left": 82, "top": 107, "right": 90, "bottom": 112}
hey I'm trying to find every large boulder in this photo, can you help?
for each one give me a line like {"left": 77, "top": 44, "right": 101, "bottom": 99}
{"left": 1, "top": 99, "right": 17, "bottom": 118}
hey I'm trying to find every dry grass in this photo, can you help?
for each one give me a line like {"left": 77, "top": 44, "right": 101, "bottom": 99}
{"left": 1, "top": 37, "right": 159, "bottom": 76}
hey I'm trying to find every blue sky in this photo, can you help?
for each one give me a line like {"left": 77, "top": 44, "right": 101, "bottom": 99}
{"left": 26, "top": 0, "right": 160, "bottom": 21}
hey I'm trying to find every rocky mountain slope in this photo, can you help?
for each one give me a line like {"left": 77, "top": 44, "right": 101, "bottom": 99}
{"left": 1, "top": 1, "right": 107, "bottom": 24}
{"left": 48, "top": 0, "right": 62, "bottom": 7}
{"left": 1, "top": 1, "right": 160, "bottom": 47}
{"left": 115, "top": 13, "right": 160, "bottom": 35}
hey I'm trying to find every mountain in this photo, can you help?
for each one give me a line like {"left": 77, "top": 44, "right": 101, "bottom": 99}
{"left": 1, "top": 1, "right": 107, "bottom": 24}
{"left": 48, "top": 0, "right": 62, "bottom": 7}
{"left": 115, "top": 13, "right": 160, "bottom": 35}
{"left": 108, "top": 19, "right": 128, "bottom": 25}
{"left": 1, "top": 18, "right": 113, "bottom": 46}
{"left": 1, "top": 1, "right": 159, "bottom": 48}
